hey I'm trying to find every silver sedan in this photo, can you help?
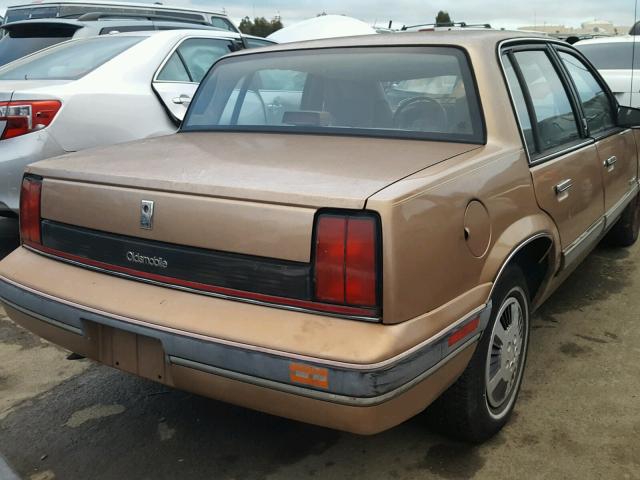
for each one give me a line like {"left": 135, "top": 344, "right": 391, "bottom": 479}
{"left": 0, "top": 29, "right": 270, "bottom": 216}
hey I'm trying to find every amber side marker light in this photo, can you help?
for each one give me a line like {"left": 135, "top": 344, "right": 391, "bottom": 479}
{"left": 448, "top": 317, "right": 480, "bottom": 347}
{"left": 20, "top": 176, "right": 43, "bottom": 246}
{"left": 289, "top": 363, "right": 329, "bottom": 389}
{"left": 314, "top": 212, "right": 380, "bottom": 313}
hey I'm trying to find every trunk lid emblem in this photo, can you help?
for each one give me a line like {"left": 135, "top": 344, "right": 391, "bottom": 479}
{"left": 141, "top": 200, "right": 154, "bottom": 230}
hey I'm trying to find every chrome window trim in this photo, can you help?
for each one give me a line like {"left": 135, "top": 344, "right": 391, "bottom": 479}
{"left": 498, "top": 37, "right": 599, "bottom": 166}
{"left": 529, "top": 139, "right": 595, "bottom": 166}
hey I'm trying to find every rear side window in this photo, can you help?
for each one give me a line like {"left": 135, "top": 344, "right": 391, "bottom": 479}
{"left": 502, "top": 55, "right": 536, "bottom": 154}
{"left": 0, "top": 36, "right": 143, "bottom": 80}
{"left": 558, "top": 51, "right": 615, "bottom": 136}
{"left": 245, "top": 37, "right": 275, "bottom": 49}
{"left": 157, "top": 38, "right": 235, "bottom": 83}
{"left": 512, "top": 50, "right": 580, "bottom": 154}
{"left": 211, "top": 16, "right": 237, "bottom": 32}
{"left": 184, "top": 46, "right": 486, "bottom": 144}
{"left": 576, "top": 42, "right": 638, "bottom": 70}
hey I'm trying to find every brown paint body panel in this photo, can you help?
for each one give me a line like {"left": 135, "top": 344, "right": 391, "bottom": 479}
{"left": 530, "top": 144, "right": 604, "bottom": 249}
{"left": 28, "top": 133, "right": 478, "bottom": 210}
{"left": 41, "top": 179, "right": 316, "bottom": 263}
{"left": 595, "top": 130, "right": 638, "bottom": 213}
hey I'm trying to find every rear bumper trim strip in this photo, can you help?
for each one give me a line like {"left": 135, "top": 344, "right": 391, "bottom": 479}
{"left": 0, "top": 276, "right": 491, "bottom": 401}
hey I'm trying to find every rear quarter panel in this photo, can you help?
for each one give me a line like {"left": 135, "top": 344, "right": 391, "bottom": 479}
{"left": 45, "top": 35, "right": 180, "bottom": 151}
{"left": 367, "top": 39, "right": 561, "bottom": 323}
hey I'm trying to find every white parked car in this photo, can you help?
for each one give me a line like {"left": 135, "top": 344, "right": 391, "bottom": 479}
{"left": 0, "top": 29, "right": 274, "bottom": 216}
{"left": 576, "top": 36, "right": 640, "bottom": 108}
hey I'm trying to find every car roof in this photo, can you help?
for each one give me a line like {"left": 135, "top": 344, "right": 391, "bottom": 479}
{"left": 226, "top": 30, "right": 544, "bottom": 58}
{"left": 6, "top": 0, "right": 228, "bottom": 16}
{"left": 0, "top": 18, "right": 241, "bottom": 35}
{"left": 575, "top": 35, "right": 639, "bottom": 46}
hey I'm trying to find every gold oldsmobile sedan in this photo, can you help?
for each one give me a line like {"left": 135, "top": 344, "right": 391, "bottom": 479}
{"left": 2, "top": 30, "right": 640, "bottom": 443}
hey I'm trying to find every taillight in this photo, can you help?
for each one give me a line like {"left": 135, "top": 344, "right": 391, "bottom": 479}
{"left": 314, "top": 212, "right": 380, "bottom": 309}
{"left": 20, "top": 176, "right": 42, "bottom": 246}
{"left": 0, "top": 100, "right": 61, "bottom": 140}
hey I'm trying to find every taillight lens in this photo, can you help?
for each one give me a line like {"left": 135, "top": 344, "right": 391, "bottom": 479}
{"left": 314, "top": 212, "right": 379, "bottom": 309}
{"left": 0, "top": 100, "right": 61, "bottom": 140}
{"left": 20, "top": 176, "right": 42, "bottom": 246}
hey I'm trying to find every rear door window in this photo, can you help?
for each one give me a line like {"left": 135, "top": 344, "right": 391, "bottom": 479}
{"left": 211, "top": 16, "right": 237, "bottom": 32}
{"left": 245, "top": 37, "right": 275, "bottom": 49}
{"left": 502, "top": 55, "right": 536, "bottom": 154}
{"left": 512, "top": 49, "right": 581, "bottom": 154}
{"left": 157, "top": 38, "right": 235, "bottom": 83}
{"left": 558, "top": 51, "right": 616, "bottom": 136}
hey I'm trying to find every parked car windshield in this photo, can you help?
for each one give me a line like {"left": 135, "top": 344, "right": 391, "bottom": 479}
{"left": 576, "top": 41, "right": 640, "bottom": 70}
{"left": 0, "top": 36, "right": 143, "bottom": 80}
{"left": 183, "top": 47, "right": 485, "bottom": 143}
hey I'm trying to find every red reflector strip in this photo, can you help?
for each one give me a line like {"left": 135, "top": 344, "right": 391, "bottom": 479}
{"left": 289, "top": 363, "right": 329, "bottom": 389}
{"left": 345, "top": 217, "right": 377, "bottom": 306}
{"left": 314, "top": 215, "right": 347, "bottom": 303}
{"left": 448, "top": 317, "right": 480, "bottom": 347}
{"left": 19, "top": 177, "right": 42, "bottom": 245}
{"left": 29, "top": 243, "right": 379, "bottom": 319}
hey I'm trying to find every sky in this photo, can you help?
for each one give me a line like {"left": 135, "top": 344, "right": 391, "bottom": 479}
{"left": 0, "top": 0, "right": 638, "bottom": 30}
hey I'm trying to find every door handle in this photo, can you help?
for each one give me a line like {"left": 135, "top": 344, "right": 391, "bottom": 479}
{"left": 172, "top": 94, "right": 191, "bottom": 105}
{"left": 604, "top": 156, "right": 617, "bottom": 168}
{"left": 555, "top": 179, "right": 573, "bottom": 195}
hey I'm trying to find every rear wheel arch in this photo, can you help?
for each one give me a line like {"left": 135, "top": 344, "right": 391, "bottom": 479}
{"left": 489, "top": 233, "right": 555, "bottom": 307}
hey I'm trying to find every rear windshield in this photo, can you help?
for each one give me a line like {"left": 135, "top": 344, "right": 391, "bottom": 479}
{"left": 0, "top": 34, "right": 70, "bottom": 67}
{"left": 576, "top": 42, "right": 639, "bottom": 70}
{"left": 0, "top": 36, "right": 143, "bottom": 80}
{"left": 183, "top": 47, "right": 485, "bottom": 143}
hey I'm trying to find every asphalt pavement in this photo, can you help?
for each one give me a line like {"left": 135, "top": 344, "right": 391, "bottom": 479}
{"left": 0, "top": 223, "right": 639, "bottom": 480}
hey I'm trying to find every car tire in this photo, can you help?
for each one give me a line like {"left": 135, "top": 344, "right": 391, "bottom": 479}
{"left": 605, "top": 194, "right": 640, "bottom": 247}
{"left": 427, "top": 265, "right": 530, "bottom": 443}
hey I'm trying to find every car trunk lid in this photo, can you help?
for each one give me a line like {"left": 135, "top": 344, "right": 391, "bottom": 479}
{"left": 29, "top": 131, "right": 479, "bottom": 209}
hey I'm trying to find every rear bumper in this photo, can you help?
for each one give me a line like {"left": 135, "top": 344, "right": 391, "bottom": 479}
{"left": 0, "top": 272, "right": 491, "bottom": 433}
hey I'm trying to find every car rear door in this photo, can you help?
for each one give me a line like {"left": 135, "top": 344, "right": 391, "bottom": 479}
{"left": 554, "top": 47, "right": 639, "bottom": 228}
{"left": 502, "top": 43, "right": 605, "bottom": 268}
{"left": 152, "top": 37, "right": 238, "bottom": 122}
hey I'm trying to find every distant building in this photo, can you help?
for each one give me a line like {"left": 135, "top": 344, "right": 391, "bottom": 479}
{"left": 518, "top": 19, "right": 631, "bottom": 37}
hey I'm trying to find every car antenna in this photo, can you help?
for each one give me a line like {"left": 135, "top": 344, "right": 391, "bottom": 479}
{"left": 633, "top": 0, "right": 639, "bottom": 107}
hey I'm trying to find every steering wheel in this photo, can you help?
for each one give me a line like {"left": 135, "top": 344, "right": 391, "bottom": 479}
{"left": 393, "top": 96, "right": 448, "bottom": 132}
